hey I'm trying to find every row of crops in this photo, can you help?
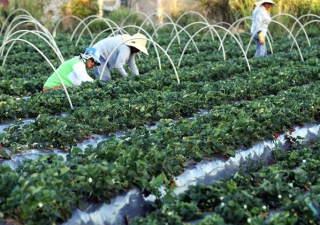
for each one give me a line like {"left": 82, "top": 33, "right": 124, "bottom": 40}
{"left": 1, "top": 23, "right": 320, "bottom": 224}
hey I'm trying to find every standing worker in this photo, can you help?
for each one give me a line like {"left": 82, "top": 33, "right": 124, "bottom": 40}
{"left": 251, "top": 0, "right": 276, "bottom": 57}
{"left": 43, "top": 47, "right": 101, "bottom": 92}
{"left": 92, "top": 33, "right": 149, "bottom": 82}
{"left": 250, "top": 1, "right": 263, "bottom": 36}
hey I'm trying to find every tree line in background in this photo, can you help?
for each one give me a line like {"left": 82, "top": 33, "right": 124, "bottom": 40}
{"left": 0, "top": 0, "right": 319, "bottom": 34}
{"left": 196, "top": 0, "right": 320, "bottom": 22}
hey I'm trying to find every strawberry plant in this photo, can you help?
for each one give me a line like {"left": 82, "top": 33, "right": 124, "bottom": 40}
{"left": 1, "top": 22, "right": 320, "bottom": 224}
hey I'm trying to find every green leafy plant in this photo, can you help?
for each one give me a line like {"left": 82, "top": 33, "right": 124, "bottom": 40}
{"left": 61, "top": 0, "right": 98, "bottom": 19}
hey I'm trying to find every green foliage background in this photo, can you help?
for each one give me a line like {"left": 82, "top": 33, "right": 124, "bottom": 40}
{"left": 0, "top": 1, "right": 320, "bottom": 224}
{"left": 196, "top": 0, "right": 320, "bottom": 21}
{"left": 194, "top": 0, "right": 320, "bottom": 33}
{"left": 61, "top": 0, "right": 99, "bottom": 19}
{"left": 0, "top": 0, "right": 319, "bottom": 34}
{"left": 0, "top": 0, "right": 52, "bottom": 29}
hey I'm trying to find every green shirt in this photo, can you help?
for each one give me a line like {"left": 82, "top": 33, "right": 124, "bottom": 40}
{"left": 43, "top": 57, "right": 82, "bottom": 88}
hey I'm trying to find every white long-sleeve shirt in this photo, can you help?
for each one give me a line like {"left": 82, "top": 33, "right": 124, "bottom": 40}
{"left": 251, "top": 6, "right": 272, "bottom": 36}
{"left": 69, "top": 61, "right": 94, "bottom": 86}
{"left": 250, "top": 7, "right": 260, "bottom": 35}
{"left": 93, "top": 35, "right": 139, "bottom": 77}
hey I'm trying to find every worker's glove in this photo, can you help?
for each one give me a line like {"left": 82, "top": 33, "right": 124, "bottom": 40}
{"left": 258, "top": 32, "right": 265, "bottom": 45}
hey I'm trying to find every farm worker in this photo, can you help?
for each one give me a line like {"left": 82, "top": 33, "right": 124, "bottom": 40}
{"left": 43, "top": 47, "right": 101, "bottom": 93}
{"left": 92, "top": 33, "right": 149, "bottom": 82}
{"left": 250, "top": 1, "right": 263, "bottom": 36}
{"left": 251, "top": 0, "right": 276, "bottom": 57}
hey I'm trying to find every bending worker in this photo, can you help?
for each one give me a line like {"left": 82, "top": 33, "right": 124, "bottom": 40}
{"left": 251, "top": 0, "right": 276, "bottom": 57}
{"left": 92, "top": 33, "right": 149, "bottom": 82}
{"left": 43, "top": 47, "right": 101, "bottom": 92}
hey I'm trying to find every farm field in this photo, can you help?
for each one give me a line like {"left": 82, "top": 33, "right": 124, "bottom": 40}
{"left": 1, "top": 14, "right": 320, "bottom": 224}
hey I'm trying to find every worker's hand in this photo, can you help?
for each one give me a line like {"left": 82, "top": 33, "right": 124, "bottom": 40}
{"left": 258, "top": 32, "right": 265, "bottom": 45}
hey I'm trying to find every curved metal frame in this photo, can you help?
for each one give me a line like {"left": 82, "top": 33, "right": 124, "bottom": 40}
{"left": 166, "top": 21, "right": 219, "bottom": 55}
{"left": 0, "top": 38, "right": 74, "bottom": 109}
{"left": 89, "top": 27, "right": 127, "bottom": 47}
{"left": 290, "top": 19, "right": 320, "bottom": 51}
{"left": 291, "top": 14, "right": 320, "bottom": 34}
{"left": 52, "top": 15, "right": 92, "bottom": 39}
{"left": 218, "top": 16, "right": 252, "bottom": 51}
{"left": 173, "top": 11, "right": 215, "bottom": 41}
{"left": 174, "top": 10, "right": 211, "bottom": 28}
{"left": 178, "top": 24, "right": 250, "bottom": 71}
{"left": 74, "top": 17, "right": 120, "bottom": 46}
{"left": 139, "top": 12, "right": 176, "bottom": 40}
{"left": 150, "top": 22, "right": 196, "bottom": 51}
{"left": 272, "top": 13, "right": 310, "bottom": 47}
{"left": 0, "top": 9, "right": 33, "bottom": 35}
{"left": 120, "top": 11, "right": 157, "bottom": 35}
{"left": 1, "top": 30, "right": 64, "bottom": 65}
{"left": 3, "top": 15, "right": 52, "bottom": 40}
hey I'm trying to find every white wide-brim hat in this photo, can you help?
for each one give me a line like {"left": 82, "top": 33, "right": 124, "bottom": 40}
{"left": 260, "top": 0, "right": 276, "bottom": 5}
{"left": 122, "top": 33, "right": 149, "bottom": 55}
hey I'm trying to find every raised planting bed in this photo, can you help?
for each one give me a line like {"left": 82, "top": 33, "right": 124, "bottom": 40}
{"left": 1, "top": 26, "right": 320, "bottom": 224}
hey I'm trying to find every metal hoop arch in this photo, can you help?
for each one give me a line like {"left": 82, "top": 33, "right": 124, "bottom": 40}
{"left": 150, "top": 22, "right": 196, "bottom": 52}
{"left": 0, "top": 9, "right": 33, "bottom": 35}
{"left": 74, "top": 17, "right": 120, "bottom": 47}
{"left": 272, "top": 13, "right": 310, "bottom": 47}
{"left": 120, "top": 11, "right": 157, "bottom": 35}
{"left": 1, "top": 30, "right": 64, "bottom": 65}
{"left": 52, "top": 15, "right": 92, "bottom": 39}
{"left": 0, "top": 38, "right": 74, "bottom": 109}
{"left": 290, "top": 19, "right": 320, "bottom": 51}
{"left": 166, "top": 21, "right": 219, "bottom": 55}
{"left": 178, "top": 24, "right": 250, "bottom": 71}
